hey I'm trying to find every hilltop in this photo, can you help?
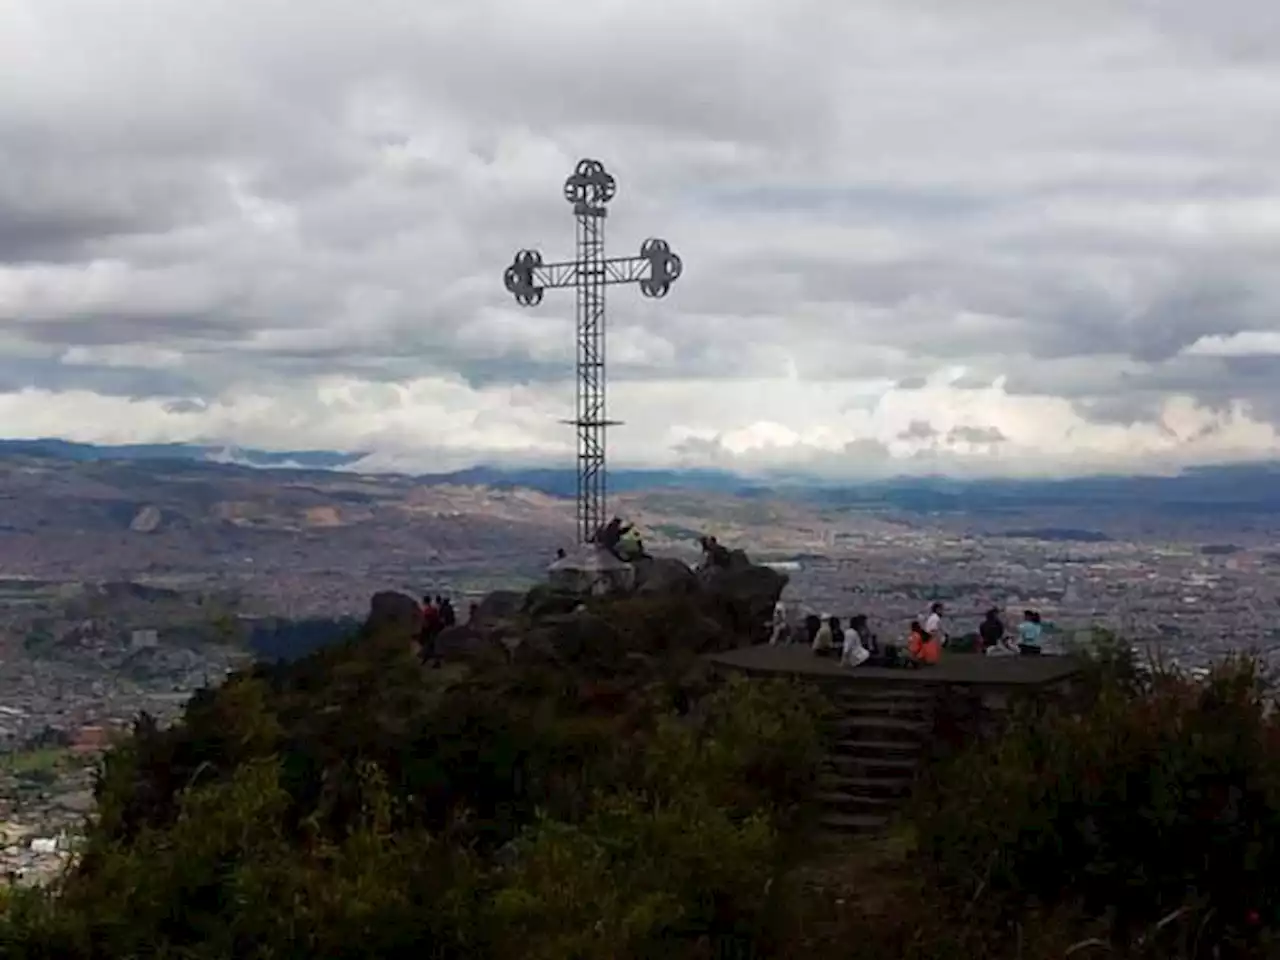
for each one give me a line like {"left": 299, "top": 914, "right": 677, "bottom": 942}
{"left": 4, "top": 562, "right": 1280, "bottom": 957}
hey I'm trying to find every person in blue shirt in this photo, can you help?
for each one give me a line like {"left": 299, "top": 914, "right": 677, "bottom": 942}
{"left": 1017, "top": 610, "right": 1043, "bottom": 656}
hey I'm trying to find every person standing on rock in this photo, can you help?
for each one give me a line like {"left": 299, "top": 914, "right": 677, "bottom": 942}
{"left": 440, "top": 596, "right": 456, "bottom": 629}
{"left": 419, "top": 595, "right": 440, "bottom": 663}
{"left": 698, "top": 535, "right": 732, "bottom": 571}
{"left": 421, "top": 595, "right": 439, "bottom": 634}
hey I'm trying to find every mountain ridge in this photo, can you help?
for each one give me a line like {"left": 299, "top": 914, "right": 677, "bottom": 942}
{"left": 4, "top": 438, "right": 1280, "bottom": 516}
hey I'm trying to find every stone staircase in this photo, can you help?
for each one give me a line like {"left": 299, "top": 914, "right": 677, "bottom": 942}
{"left": 816, "top": 684, "right": 936, "bottom": 836}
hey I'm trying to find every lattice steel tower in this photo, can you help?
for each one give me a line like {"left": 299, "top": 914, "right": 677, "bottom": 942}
{"left": 504, "top": 159, "right": 683, "bottom": 543}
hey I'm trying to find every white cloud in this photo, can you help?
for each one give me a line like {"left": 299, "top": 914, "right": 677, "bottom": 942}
{"left": 0, "top": 0, "right": 1279, "bottom": 476}
{"left": 1184, "top": 331, "right": 1280, "bottom": 358}
{"left": 0, "top": 373, "right": 1273, "bottom": 479}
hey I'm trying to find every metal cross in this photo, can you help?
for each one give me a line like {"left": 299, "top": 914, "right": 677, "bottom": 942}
{"left": 503, "top": 158, "right": 683, "bottom": 544}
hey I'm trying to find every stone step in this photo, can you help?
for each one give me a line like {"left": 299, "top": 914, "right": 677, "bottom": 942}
{"left": 838, "top": 701, "right": 932, "bottom": 720}
{"left": 831, "top": 716, "right": 929, "bottom": 744}
{"left": 818, "top": 812, "right": 890, "bottom": 835}
{"left": 829, "top": 685, "right": 935, "bottom": 704}
{"left": 828, "top": 742, "right": 922, "bottom": 760}
{"left": 826, "top": 758, "right": 920, "bottom": 784}
{"left": 817, "top": 773, "right": 915, "bottom": 799}
{"left": 815, "top": 791, "right": 902, "bottom": 815}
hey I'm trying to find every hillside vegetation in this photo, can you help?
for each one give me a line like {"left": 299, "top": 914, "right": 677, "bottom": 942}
{"left": 2, "top": 582, "right": 1279, "bottom": 958}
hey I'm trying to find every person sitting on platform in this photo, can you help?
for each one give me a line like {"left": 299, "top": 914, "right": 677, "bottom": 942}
{"left": 984, "top": 608, "right": 1019, "bottom": 657}
{"left": 768, "top": 598, "right": 790, "bottom": 646}
{"left": 1017, "top": 610, "right": 1043, "bottom": 656}
{"left": 906, "top": 619, "right": 941, "bottom": 666}
{"left": 924, "top": 601, "right": 947, "bottom": 648}
{"left": 811, "top": 614, "right": 839, "bottom": 656}
{"left": 849, "top": 614, "right": 877, "bottom": 653}
{"left": 803, "top": 613, "right": 822, "bottom": 647}
{"left": 841, "top": 617, "right": 870, "bottom": 668}
{"left": 978, "top": 607, "right": 1006, "bottom": 655}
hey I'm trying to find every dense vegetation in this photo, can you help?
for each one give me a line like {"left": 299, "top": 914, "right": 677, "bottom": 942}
{"left": 3, "top": 599, "right": 1280, "bottom": 958}
{"left": 0, "top": 593, "right": 827, "bottom": 959}
{"left": 807, "top": 641, "right": 1280, "bottom": 958}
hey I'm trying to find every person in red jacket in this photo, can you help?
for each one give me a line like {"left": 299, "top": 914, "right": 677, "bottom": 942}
{"left": 906, "top": 620, "right": 941, "bottom": 666}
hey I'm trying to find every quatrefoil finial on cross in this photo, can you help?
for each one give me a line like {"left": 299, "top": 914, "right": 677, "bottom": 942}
{"left": 503, "top": 248, "right": 544, "bottom": 306}
{"left": 563, "top": 158, "right": 617, "bottom": 210}
{"left": 638, "top": 237, "right": 683, "bottom": 298}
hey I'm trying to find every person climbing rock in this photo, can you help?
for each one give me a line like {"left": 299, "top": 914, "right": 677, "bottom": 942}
{"left": 698, "top": 535, "right": 732, "bottom": 570}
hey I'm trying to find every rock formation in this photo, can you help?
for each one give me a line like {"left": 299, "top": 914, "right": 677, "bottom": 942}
{"left": 363, "top": 590, "right": 422, "bottom": 643}
{"left": 444, "top": 548, "right": 787, "bottom": 670}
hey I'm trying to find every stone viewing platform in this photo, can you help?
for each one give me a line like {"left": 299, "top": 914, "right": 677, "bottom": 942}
{"left": 704, "top": 645, "right": 1085, "bottom": 837}
{"left": 704, "top": 643, "right": 1083, "bottom": 689}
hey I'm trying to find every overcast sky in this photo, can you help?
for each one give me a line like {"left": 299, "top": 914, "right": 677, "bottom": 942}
{"left": 3, "top": 0, "right": 1280, "bottom": 478}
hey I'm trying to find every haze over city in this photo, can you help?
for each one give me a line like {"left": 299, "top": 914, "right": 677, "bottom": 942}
{"left": 3, "top": 0, "right": 1280, "bottom": 477}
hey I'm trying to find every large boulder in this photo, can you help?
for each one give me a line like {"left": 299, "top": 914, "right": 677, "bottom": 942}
{"left": 471, "top": 589, "right": 524, "bottom": 625}
{"left": 521, "top": 583, "right": 584, "bottom": 619}
{"left": 632, "top": 556, "right": 698, "bottom": 595}
{"left": 697, "top": 558, "right": 788, "bottom": 646}
{"left": 363, "top": 591, "right": 421, "bottom": 639}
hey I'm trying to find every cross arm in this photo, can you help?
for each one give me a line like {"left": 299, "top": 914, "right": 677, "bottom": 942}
{"left": 503, "top": 238, "right": 683, "bottom": 306}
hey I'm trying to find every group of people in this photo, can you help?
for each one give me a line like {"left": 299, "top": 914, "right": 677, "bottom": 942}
{"left": 769, "top": 599, "right": 1047, "bottom": 669}
{"left": 418, "top": 593, "right": 457, "bottom": 662}
{"left": 979, "top": 607, "right": 1044, "bottom": 656}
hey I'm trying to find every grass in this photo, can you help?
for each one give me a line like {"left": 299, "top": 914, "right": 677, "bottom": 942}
{"left": 1, "top": 747, "right": 75, "bottom": 776}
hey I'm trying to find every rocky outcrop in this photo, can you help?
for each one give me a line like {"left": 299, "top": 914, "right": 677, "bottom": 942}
{"left": 697, "top": 552, "right": 788, "bottom": 646}
{"left": 632, "top": 556, "right": 698, "bottom": 595}
{"left": 456, "top": 548, "right": 787, "bottom": 669}
{"left": 363, "top": 591, "right": 421, "bottom": 641}
{"left": 471, "top": 590, "right": 523, "bottom": 625}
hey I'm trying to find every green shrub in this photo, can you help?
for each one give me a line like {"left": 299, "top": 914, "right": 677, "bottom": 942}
{"left": 0, "top": 616, "right": 827, "bottom": 959}
{"left": 915, "top": 655, "right": 1280, "bottom": 945}
{"left": 5, "top": 758, "right": 480, "bottom": 959}
{"left": 488, "top": 792, "right": 778, "bottom": 959}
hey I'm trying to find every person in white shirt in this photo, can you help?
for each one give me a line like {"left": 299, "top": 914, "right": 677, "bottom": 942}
{"left": 768, "top": 599, "right": 789, "bottom": 645}
{"left": 841, "top": 620, "right": 870, "bottom": 667}
{"left": 811, "top": 614, "right": 836, "bottom": 655}
{"left": 924, "top": 602, "right": 946, "bottom": 647}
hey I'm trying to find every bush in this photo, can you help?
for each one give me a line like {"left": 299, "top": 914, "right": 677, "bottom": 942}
{"left": 913, "top": 653, "right": 1280, "bottom": 948}
{"left": 4, "top": 759, "right": 481, "bottom": 958}
{"left": 0, "top": 617, "right": 827, "bottom": 959}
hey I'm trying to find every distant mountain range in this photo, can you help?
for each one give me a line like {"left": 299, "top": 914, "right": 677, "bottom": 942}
{"left": 3, "top": 437, "right": 1280, "bottom": 517}
{"left": 0, "top": 438, "right": 363, "bottom": 470}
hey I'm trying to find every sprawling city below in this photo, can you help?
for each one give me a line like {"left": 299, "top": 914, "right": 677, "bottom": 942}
{"left": 3, "top": 445, "right": 1280, "bottom": 881}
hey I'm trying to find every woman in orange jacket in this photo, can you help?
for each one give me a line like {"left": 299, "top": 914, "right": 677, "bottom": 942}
{"left": 906, "top": 620, "right": 941, "bottom": 666}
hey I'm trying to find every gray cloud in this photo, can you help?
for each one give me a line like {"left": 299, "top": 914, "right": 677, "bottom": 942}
{"left": 947, "top": 425, "right": 1007, "bottom": 445}
{"left": 898, "top": 420, "right": 939, "bottom": 442}
{"left": 0, "top": 0, "right": 1279, "bottom": 471}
